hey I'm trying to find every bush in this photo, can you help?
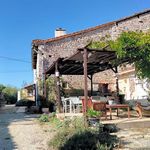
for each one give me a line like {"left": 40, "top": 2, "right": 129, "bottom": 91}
{"left": 49, "top": 117, "right": 118, "bottom": 150}
{"left": 38, "top": 112, "right": 57, "bottom": 123}
{"left": 103, "top": 124, "right": 119, "bottom": 133}
{"left": 87, "top": 108, "right": 101, "bottom": 118}
{"left": 2, "top": 86, "right": 17, "bottom": 104}
{"left": 38, "top": 114, "right": 50, "bottom": 122}
{"left": 15, "top": 99, "right": 35, "bottom": 107}
{"left": 53, "top": 130, "right": 118, "bottom": 150}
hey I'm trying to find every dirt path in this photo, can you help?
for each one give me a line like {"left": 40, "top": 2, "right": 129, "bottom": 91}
{"left": 0, "top": 105, "right": 52, "bottom": 150}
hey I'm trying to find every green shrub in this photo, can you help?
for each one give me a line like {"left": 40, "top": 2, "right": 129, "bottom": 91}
{"left": 103, "top": 124, "right": 118, "bottom": 133}
{"left": 38, "top": 112, "right": 60, "bottom": 124}
{"left": 87, "top": 108, "right": 101, "bottom": 118}
{"left": 48, "top": 117, "right": 118, "bottom": 150}
{"left": 49, "top": 117, "right": 63, "bottom": 128}
{"left": 49, "top": 128, "right": 117, "bottom": 150}
{"left": 38, "top": 114, "right": 49, "bottom": 122}
{"left": 15, "top": 99, "right": 35, "bottom": 107}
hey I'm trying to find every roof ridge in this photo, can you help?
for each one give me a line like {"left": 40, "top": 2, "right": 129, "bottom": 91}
{"left": 32, "top": 9, "right": 150, "bottom": 45}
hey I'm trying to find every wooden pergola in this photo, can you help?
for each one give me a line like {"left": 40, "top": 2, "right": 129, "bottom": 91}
{"left": 45, "top": 47, "right": 125, "bottom": 114}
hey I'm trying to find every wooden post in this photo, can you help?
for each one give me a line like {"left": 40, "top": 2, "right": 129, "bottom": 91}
{"left": 90, "top": 74, "right": 93, "bottom": 96}
{"left": 42, "top": 57, "right": 47, "bottom": 101}
{"left": 44, "top": 73, "right": 47, "bottom": 100}
{"left": 88, "top": 75, "right": 93, "bottom": 96}
{"left": 115, "top": 66, "right": 119, "bottom": 96}
{"left": 55, "top": 61, "right": 61, "bottom": 113}
{"left": 83, "top": 48, "right": 88, "bottom": 125}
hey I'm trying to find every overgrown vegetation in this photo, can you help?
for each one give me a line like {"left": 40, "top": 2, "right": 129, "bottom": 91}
{"left": 38, "top": 115, "right": 118, "bottom": 150}
{"left": 38, "top": 112, "right": 56, "bottom": 122}
{"left": 89, "top": 31, "right": 150, "bottom": 79}
{"left": 38, "top": 76, "right": 56, "bottom": 102}
{"left": 0, "top": 84, "right": 18, "bottom": 104}
{"left": 49, "top": 118, "right": 118, "bottom": 150}
{"left": 38, "top": 114, "right": 50, "bottom": 122}
{"left": 87, "top": 108, "right": 101, "bottom": 118}
{"left": 15, "top": 99, "right": 35, "bottom": 107}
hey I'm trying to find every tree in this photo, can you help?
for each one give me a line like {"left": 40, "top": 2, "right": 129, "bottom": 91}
{"left": 89, "top": 31, "right": 150, "bottom": 79}
{"left": 45, "top": 76, "right": 57, "bottom": 102}
{"left": 0, "top": 84, "right": 5, "bottom": 94}
{"left": 2, "top": 86, "right": 18, "bottom": 104}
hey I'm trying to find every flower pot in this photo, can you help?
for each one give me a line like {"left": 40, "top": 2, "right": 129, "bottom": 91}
{"left": 88, "top": 117, "right": 100, "bottom": 127}
{"left": 42, "top": 108, "right": 49, "bottom": 114}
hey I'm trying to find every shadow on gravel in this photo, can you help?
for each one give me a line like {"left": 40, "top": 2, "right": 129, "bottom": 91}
{"left": 0, "top": 105, "right": 39, "bottom": 150}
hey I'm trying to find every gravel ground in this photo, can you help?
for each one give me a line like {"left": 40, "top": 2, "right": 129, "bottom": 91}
{"left": 0, "top": 105, "right": 150, "bottom": 150}
{"left": 115, "top": 128, "right": 150, "bottom": 149}
{"left": 0, "top": 105, "right": 53, "bottom": 150}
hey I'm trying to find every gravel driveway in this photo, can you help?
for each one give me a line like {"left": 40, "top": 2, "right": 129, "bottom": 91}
{"left": 1, "top": 105, "right": 150, "bottom": 150}
{"left": 0, "top": 105, "right": 52, "bottom": 150}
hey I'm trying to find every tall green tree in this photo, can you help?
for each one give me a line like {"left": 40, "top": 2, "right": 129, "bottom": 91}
{"left": 111, "top": 31, "right": 150, "bottom": 79}
{"left": 0, "top": 84, "right": 5, "bottom": 94}
{"left": 89, "top": 31, "right": 150, "bottom": 79}
{"left": 2, "top": 86, "right": 18, "bottom": 104}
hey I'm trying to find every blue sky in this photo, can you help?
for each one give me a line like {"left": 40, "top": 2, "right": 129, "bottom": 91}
{"left": 0, "top": 0, "right": 149, "bottom": 88}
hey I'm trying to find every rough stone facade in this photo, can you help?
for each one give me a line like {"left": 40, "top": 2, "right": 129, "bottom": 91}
{"left": 32, "top": 10, "right": 150, "bottom": 94}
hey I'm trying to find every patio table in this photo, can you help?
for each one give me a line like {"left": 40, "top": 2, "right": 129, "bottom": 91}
{"left": 106, "top": 104, "right": 130, "bottom": 120}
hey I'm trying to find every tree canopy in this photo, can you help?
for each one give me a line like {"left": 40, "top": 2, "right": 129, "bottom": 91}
{"left": 89, "top": 31, "right": 150, "bottom": 79}
{"left": 0, "top": 84, "right": 18, "bottom": 104}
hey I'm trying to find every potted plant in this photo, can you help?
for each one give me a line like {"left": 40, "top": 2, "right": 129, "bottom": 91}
{"left": 87, "top": 108, "right": 101, "bottom": 126}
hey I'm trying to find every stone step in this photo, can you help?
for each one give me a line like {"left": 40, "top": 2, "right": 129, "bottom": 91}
{"left": 117, "top": 120, "right": 150, "bottom": 129}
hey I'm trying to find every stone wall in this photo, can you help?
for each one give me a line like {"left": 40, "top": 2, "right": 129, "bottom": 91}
{"left": 35, "top": 12, "right": 150, "bottom": 92}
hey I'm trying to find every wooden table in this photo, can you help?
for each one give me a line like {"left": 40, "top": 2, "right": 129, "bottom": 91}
{"left": 106, "top": 104, "right": 130, "bottom": 120}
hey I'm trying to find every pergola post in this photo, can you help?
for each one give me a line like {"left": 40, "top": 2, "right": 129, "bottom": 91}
{"left": 43, "top": 73, "right": 47, "bottom": 100}
{"left": 110, "top": 65, "right": 119, "bottom": 96}
{"left": 88, "top": 75, "right": 93, "bottom": 96}
{"left": 115, "top": 66, "right": 119, "bottom": 96}
{"left": 55, "top": 61, "right": 61, "bottom": 113}
{"left": 91, "top": 75, "right": 93, "bottom": 96}
{"left": 83, "top": 48, "right": 88, "bottom": 120}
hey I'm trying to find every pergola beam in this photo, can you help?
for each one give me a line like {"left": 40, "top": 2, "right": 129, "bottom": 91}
{"left": 62, "top": 64, "right": 80, "bottom": 73}
{"left": 68, "top": 66, "right": 83, "bottom": 74}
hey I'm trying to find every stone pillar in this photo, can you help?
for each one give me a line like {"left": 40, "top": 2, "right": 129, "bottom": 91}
{"left": 17, "top": 91, "right": 21, "bottom": 101}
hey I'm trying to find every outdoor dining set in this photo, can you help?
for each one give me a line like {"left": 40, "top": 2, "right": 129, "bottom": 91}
{"left": 61, "top": 96, "right": 130, "bottom": 120}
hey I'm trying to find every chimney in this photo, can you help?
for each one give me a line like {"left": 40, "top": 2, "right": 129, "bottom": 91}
{"left": 55, "top": 28, "right": 66, "bottom": 37}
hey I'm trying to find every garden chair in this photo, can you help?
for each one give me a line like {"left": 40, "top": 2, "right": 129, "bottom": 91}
{"left": 93, "top": 101, "right": 107, "bottom": 120}
{"left": 61, "top": 97, "right": 70, "bottom": 113}
{"left": 81, "top": 97, "right": 107, "bottom": 119}
{"left": 81, "top": 97, "right": 93, "bottom": 113}
{"left": 69, "top": 97, "right": 82, "bottom": 113}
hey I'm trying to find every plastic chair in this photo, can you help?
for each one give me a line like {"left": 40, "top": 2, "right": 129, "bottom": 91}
{"left": 69, "top": 97, "right": 82, "bottom": 113}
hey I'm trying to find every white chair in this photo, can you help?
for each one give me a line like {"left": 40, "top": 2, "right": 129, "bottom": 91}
{"left": 69, "top": 97, "right": 82, "bottom": 113}
{"left": 61, "top": 97, "right": 70, "bottom": 113}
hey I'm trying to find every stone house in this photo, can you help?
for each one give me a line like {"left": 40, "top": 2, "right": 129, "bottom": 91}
{"left": 32, "top": 9, "right": 150, "bottom": 102}
{"left": 21, "top": 84, "right": 35, "bottom": 101}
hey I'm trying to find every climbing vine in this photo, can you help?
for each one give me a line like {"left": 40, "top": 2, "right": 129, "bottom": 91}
{"left": 88, "top": 31, "right": 150, "bottom": 79}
